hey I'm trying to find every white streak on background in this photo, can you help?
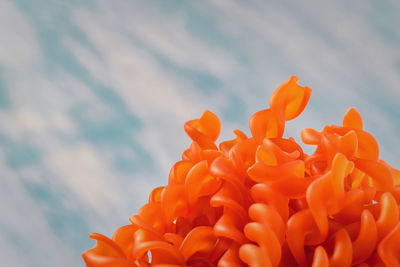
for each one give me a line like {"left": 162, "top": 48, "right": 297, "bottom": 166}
{"left": 0, "top": 153, "right": 77, "bottom": 267}
{"left": 0, "top": 1, "right": 42, "bottom": 73}
{"left": 0, "top": 1, "right": 160, "bottom": 265}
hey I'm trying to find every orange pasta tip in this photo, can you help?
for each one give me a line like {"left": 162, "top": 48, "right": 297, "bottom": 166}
{"left": 83, "top": 76, "right": 400, "bottom": 267}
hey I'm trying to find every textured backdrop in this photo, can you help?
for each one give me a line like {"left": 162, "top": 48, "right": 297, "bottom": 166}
{"left": 0, "top": 1, "right": 399, "bottom": 266}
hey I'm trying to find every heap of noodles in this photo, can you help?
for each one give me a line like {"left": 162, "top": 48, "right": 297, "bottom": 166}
{"left": 83, "top": 76, "right": 400, "bottom": 267}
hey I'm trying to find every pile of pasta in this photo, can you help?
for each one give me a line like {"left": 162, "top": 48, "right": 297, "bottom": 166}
{"left": 83, "top": 76, "right": 400, "bottom": 267}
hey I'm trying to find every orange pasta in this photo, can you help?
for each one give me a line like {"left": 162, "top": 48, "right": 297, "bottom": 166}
{"left": 83, "top": 76, "right": 400, "bottom": 267}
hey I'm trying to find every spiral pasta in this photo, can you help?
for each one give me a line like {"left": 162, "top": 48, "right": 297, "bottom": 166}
{"left": 83, "top": 76, "right": 400, "bottom": 267}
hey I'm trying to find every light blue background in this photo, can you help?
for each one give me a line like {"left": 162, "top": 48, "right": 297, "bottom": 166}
{"left": 0, "top": 1, "right": 399, "bottom": 266}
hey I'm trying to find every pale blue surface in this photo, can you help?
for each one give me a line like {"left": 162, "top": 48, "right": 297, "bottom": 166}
{"left": 0, "top": 1, "right": 399, "bottom": 266}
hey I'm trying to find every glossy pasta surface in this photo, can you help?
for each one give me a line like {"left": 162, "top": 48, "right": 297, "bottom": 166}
{"left": 83, "top": 76, "right": 400, "bottom": 267}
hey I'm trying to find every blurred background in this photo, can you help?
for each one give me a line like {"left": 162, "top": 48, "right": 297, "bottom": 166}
{"left": 1, "top": 0, "right": 399, "bottom": 266}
